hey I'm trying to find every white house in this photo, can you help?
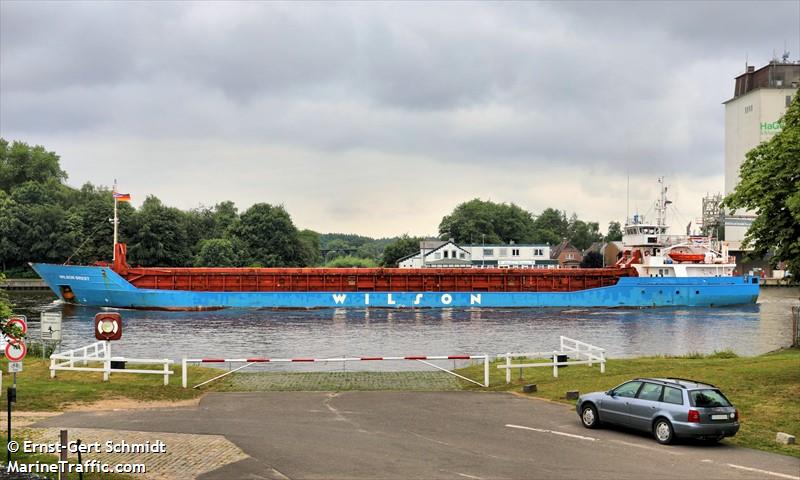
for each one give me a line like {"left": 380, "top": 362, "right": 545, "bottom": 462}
{"left": 397, "top": 240, "right": 556, "bottom": 268}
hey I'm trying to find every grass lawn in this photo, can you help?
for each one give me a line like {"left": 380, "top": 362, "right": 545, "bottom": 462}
{"left": 1, "top": 358, "right": 225, "bottom": 411}
{"left": 456, "top": 347, "right": 800, "bottom": 458}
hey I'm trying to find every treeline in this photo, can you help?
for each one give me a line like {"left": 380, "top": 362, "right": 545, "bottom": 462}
{"left": 1, "top": 139, "right": 620, "bottom": 273}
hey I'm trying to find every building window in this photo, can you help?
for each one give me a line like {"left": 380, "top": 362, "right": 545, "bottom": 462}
{"left": 744, "top": 104, "right": 753, "bottom": 114}
{"left": 483, "top": 249, "right": 493, "bottom": 257}
{"left": 788, "top": 95, "right": 793, "bottom": 108}
{"left": 459, "top": 252, "right": 466, "bottom": 259}
{"left": 443, "top": 251, "right": 449, "bottom": 258}
{"left": 567, "top": 253, "right": 573, "bottom": 260}
{"left": 499, "top": 248, "right": 507, "bottom": 257}
{"left": 533, "top": 248, "right": 543, "bottom": 256}
{"left": 512, "top": 248, "right": 520, "bottom": 256}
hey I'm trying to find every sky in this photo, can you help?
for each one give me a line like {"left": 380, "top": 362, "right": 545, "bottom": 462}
{"left": 2, "top": 1, "right": 798, "bottom": 238}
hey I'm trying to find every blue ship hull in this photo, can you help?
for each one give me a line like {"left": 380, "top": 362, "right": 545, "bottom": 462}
{"left": 30, "top": 263, "right": 759, "bottom": 309}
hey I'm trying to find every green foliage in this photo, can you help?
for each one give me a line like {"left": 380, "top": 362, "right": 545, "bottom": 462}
{"left": 580, "top": 251, "right": 604, "bottom": 268}
{"left": 194, "top": 238, "right": 238, "bottom": 267}
{"left": 127, "top": 196, "right": 192, "bottom": 267}
{"left": 439, "top": 199, "right": 536, "bottom": 244}
{"left": 532, "top": 208, "right": 568, "bottom": 245}
{"left": 723, "top": 90, "right": 800, "bottom": 277}
{"left": 0, "top": 139, "right": 67, "bottom": 191}
{"left": 298, "top": 229, "right": 322, "bottom": 266}
{"left": 381, "top": 234, "right": 422, "bottom": 267}
{"left": 567, "top": 213, "right": 602, "bottom": 250}
{"left": 231, "top": 203, "right": 304, "bottom": 267}
{"left": 324, "top": 255, "right": 378, "bottom": 268}
{"left": 605, "top": 221, "right": 623, "bottom": 242}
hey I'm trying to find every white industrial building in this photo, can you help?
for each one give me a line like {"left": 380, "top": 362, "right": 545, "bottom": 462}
{"left": 397, "top": 240, "right": 557, "bottom": 268}
{"left": 723, "top": 59, "right": 799, "bottom": 251}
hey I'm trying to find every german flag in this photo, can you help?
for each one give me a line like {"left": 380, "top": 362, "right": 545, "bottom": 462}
{"left": 113, "top": 193, "right": 131, "bottom": 202}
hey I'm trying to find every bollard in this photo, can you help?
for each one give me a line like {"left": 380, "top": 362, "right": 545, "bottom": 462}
{"left": 59, "top": 429, "right": 68, "bottom": 480}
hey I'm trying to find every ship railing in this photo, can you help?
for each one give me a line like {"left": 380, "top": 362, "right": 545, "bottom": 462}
{"left": 496, "top": 336, "right": 605, "bottom": 383}
{"left": 182, "top": 353, "right": 490, "bottom": 389}
{"left": 50, "top": 340, "right": 173, "bottom": 385}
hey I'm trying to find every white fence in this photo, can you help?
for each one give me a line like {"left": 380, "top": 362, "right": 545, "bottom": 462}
{"left": 50, "top": 341, "right": 174, "bottom": 385}
{"left": 497, "top": 336, "right": 605, "bottom": 383}
{"left": 182, "top": 354, "right": 490, "bottom": 389}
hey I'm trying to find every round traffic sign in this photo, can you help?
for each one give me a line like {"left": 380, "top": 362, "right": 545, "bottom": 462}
{"left": 5, "top": 341, "right": 26, "bottom": 362}
{"left": 6, "top": 316, "right": 27, "bottom": 341}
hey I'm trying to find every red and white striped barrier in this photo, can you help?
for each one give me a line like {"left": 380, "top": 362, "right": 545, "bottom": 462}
{"left": 182, "top": 354, "right": 490, "bottom": 389}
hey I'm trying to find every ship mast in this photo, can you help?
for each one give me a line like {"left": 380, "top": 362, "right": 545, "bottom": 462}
{"left": 112, "top": 179, "right": 119, "bottom": 260}
{"left": 655, "top": 176, "right": 671, "bottom": 227}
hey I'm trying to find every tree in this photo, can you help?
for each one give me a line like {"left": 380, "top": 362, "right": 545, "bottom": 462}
{"left": 194, "top": 238, "right": 238, "bottom": 267}
{"left": 127, "top": 196, "right": 192, "bottom": 266}
{"left": 325, "top": 256, "right": 378, "bottom": 268}
{"left": 580, "top": 251, "right": 604, "bottom": 268}
{"left": 381, "top": 235, "right": 421, "bottom": 267}
{"left": 605, "top": 221, "right": 623, "bottom": 242}
{"left": 297, "top": 229, "right": 322, "bottom": 266}
{"left": 723, "top": 90, "right": 800, "bottom": 278}
{"left": 567, "top": 215, "right": 603, "bottom": 251}
{"left": 0, "top": 273, "right": 25, "bottom": 341}
{"left": 532, "top": 208, "right": 568, "bottom": 245}
{"left": 438, "top": 199, "right": 536, "bottom": 244}
{"left": 0, "top": 139, "right": 67, "bottom": 192}
{"left": 231, "top": 203, "right": 304, "bottom": 267}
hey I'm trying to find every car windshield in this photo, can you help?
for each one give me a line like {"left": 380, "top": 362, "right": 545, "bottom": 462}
{"left": 690, "top": 389, "right": 731, "bottom": 408}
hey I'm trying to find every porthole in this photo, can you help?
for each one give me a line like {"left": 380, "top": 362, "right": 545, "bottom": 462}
{"left": 676, "top": 290, "right": 680, "bottom": 295}
{"left": 695, "top": 290, "right": 700, "bottom": 295}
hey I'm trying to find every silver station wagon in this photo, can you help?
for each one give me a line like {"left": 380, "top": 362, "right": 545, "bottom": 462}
{"left": 576, "top": 377, "right": 739, "bottom": 444}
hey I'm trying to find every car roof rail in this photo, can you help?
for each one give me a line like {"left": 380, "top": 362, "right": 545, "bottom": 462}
{"left": 636, "top": 377, "right": 687, "bottom": 389}
{"left": 664, "top": 377, "right": 717, "bottom": 388}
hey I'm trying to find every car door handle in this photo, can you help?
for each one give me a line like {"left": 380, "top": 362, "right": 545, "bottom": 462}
{"left": 650, "top": 406, "right": 656, "bottom": 409}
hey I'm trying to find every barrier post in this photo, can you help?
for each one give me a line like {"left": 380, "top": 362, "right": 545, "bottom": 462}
{"left": 182, "top": 358, "right": 188, "bottom": 388}
{"left": 50, "top": 356, "right": 56, "bottom": 378}
{"left": 103, "top": 341, "right": 110, "bottom": 382}
{"left": 552, "top": 351, "right": 558, "bottom": 378}
{"left": 600, "top": 351, "right": 606, "bottom": 374}
{"left": 505, "top": 353, "right": 511, "bottom": 384}
{"left": 484, "top": 354, "right": 490, "bottom": 388}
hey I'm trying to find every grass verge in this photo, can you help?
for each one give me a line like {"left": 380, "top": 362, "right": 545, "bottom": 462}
{"left": 1, "top": 358, "right": 226, "bottom": 411}
{"left": 456, "top": 347, "right": 800, "bottom": 457}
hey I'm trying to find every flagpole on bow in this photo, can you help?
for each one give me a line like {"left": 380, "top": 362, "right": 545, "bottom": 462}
{"left": 113, "top": 179, "right": 118, "bottom": 260}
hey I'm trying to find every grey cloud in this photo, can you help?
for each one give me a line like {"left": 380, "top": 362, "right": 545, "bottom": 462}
{"left": 1, "top": 1, "right": 797, "bottom": 182}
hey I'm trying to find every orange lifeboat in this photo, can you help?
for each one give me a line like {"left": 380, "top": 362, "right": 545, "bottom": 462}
{"left": 668, "top": 252, "right": 705, "bottom": 263}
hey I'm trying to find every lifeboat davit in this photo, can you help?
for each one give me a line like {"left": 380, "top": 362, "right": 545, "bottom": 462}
{"left": 668, "top": 252, "right": 705, "bottom": 263}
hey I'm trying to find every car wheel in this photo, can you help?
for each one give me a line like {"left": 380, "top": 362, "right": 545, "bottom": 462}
{"left": 653, "top": 418, "right": 674, "bottom": 445}
{"left": 580, "top": 404, "right": 600, "bottom": 429}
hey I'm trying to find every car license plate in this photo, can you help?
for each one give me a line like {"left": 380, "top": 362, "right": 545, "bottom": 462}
{"left": 711, "top": 414, "right": 728, "bottom": 420}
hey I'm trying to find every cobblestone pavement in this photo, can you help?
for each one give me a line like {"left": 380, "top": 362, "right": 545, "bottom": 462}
{"left": 225, "top": 371, "right": 462, "bottom": 391}
{"left": 7, "top": 413, "right": 247, "bottom": 480}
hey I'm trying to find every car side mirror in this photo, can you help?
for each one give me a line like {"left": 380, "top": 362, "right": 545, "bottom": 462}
{"left": 606, "top": 390, "right": 615, "bottom": 396}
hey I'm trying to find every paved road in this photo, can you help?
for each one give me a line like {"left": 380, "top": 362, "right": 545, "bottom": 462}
{"left": 36, "top": 392, "right": 800, "bottom": 480}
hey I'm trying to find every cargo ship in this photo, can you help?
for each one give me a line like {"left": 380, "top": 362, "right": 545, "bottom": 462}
{"left": 30, "top": 180, "right": 759, "bottom": 310}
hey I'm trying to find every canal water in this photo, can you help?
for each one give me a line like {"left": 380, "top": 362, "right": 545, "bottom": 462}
{"left": 7, "top": 288, "right": 799, "bottom": 370}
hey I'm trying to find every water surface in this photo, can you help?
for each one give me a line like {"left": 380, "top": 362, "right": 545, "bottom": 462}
{"left": 9, "top": 288, "right": 798, "bottom": 370}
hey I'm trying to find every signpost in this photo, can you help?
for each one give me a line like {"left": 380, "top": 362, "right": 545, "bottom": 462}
{"left": 95, "top": 313, "right": 122, "bottom": 381}
{"left": 3, "top": 315, "right": 26, "bottom": 465}
{"left": 40, "top": 311, "right": 62, "bottom": 358}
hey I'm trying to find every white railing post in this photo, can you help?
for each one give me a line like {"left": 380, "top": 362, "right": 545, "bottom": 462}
{"left": 69, "top": 350, "right": 74, "bottom": 368}
{"left": 484, "top": 354, "right": 490, "bottom": 388}
{"left": 505, "top": 353, "right": 511, "bottom": 384}
{"left": 103, "top": 341, "right": 110, "bottom": 382}
{"left": 182, "top": 358, "right": 188, "bottom": 389}
{"left": 552, "top": 351, "right": 558, "bottom": 378}
{"left": 587, "top": 345, "right": 593, "bottom": 367}
{"left": 50, "top": 356, "right": 56, "bottom": 378}
{"left": 600, "top": 351, "right": 606, "bottom": 374}
{"left": 163, "top": 360, "right": 170, "bottom": 386}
